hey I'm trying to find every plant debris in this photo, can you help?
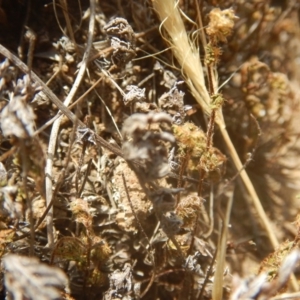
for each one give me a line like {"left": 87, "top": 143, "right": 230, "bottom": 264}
{"left": 0, "top": 0, "right": 300, "bottom": 299}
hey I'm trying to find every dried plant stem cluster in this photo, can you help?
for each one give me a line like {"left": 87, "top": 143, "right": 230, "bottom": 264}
{"left": 152, "top": 0, "right": 279, "bottom": 251}
{"left": 0, "top": 0, "right": 299, "bottom": 299}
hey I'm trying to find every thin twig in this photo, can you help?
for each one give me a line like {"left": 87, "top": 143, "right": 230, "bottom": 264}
{"left": 94, "top": 89, "right": 123, "bottom": 140}
{"left": 176, "top": 151, "right": 190, "bottom": 203}
{"left": 202, "top": 183, "right": 214, "bottom": 238}
{"left": 17, "top": 0, "right": 31, "bottom": 60}
{"left": 20, "top": 143, "right": 35, "bottom": 255}
{"left": 79, "top": 159, "right": 93, "bottom": 197}
{"left": 25, "top": 27, "right": 36, "bottom": 80}
{"left": 212, "top": 188, "right": 234, "bottom": 300}
{"left": 34, "top": 75, "right": 104, "bottom": 135}
{"left": 44, "top": 0, "right": 95, "bottom": 248}
{"left": 14, "top": 122, "right": 78, "bottom": 241}
{"left": 197, "top": 246, "right": 218, "bottom": 300}
{"left": 217, "top": 114, "right": 261, "bottom": 192}
{"left": 75, "top": 140, "right": 87, "bottom": 196}
{"left": 0, "top": 146, "right": 17, "bottom": 163}
{"left": 0, "top": 44, "right": 78, "bottom": 124}
{"left": 59, "top": 0, "right": 77, "bottom": 51}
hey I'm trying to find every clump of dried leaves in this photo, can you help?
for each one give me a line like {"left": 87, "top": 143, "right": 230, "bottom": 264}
{"left": 0, "top": 0, "right": 300, "bottom": 300}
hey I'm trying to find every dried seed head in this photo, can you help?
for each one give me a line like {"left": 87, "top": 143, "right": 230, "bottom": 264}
{"left": 173, "top": 122, "right": 206, "bottom": 157}
{"left": 210, "top": 93, "right": 224, "bottom": 110}
{"left": 53, "top": 36, "right": 76, "bottom": 53}
{"left": 206, "top": 8, "right": 238, "bottom": 44}
{"left": 199, "top": 147, "right": 226, "bottom": 182}
{"left": 69, "top": 198, "right": 94, "bottom": 229}
{"left": 176, "top": 193, "right": 203, "bottom": 229}
{"left": 204, "top": 43, "right": 223, "bottom": 65}
{"left": 173, "top": 122, "right": 226, "bottom": 181}
{"left": 122, "top": 112, "right": 174, "bottom": 142}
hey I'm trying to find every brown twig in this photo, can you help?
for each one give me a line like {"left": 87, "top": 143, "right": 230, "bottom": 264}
{"left": 20, "top": 142, "right": 35, "bottom": 256}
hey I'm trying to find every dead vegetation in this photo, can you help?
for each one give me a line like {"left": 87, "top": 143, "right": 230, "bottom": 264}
{"left": 0, "top": 0, "right": 300, "bottom": 299}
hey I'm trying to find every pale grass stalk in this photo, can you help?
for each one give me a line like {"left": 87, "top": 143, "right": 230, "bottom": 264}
{"left": 202, "top": 184, "right": 214, "bottom": 238}
{"left": 45, "top": 0, "right": 95, "bottom": 248}
{"left": 152, "top": 0, "right": 211, "bottom": 115}
{"left": 271, "top": 292, "right": 300, "bottom": 300}
{"left": 152, "top": 0, "right": 279, "bottom": 252}
{"left": 212, "top": 190, "right": 234, "bottom": 300}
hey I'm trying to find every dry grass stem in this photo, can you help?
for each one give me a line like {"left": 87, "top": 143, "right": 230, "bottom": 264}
{"left": 152, "top": 0, "right": 279, "bottom": 251}
{"left": 152, "top": 0, "right": 211, "bottom": 115}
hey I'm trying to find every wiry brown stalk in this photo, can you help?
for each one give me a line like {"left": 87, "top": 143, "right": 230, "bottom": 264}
{"left": 20, "top": 143, "right": 34, "bottom": 256}
{"left": 205, "top": 66, "right": 216, "bottom": 150}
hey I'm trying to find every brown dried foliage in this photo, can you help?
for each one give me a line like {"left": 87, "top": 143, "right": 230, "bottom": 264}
{"left": 0, "top": 0, "right": 299, "bottom": 300}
